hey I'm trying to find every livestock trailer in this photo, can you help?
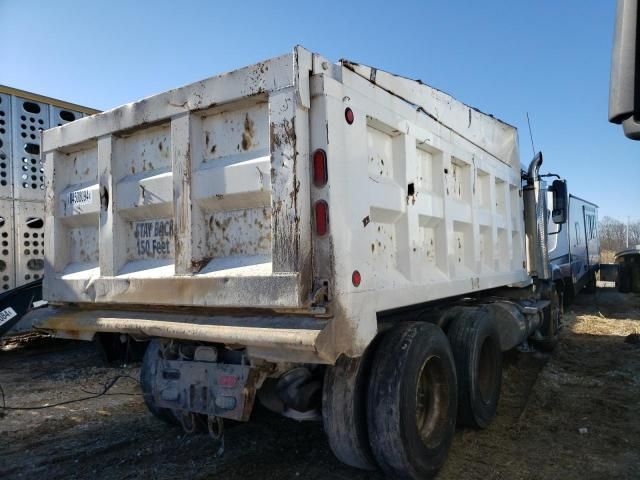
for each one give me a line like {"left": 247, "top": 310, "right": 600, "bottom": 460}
{"left": 30, "top": 47, "right": 569, "bottom": 478}
{"left": 0, "top": 86, "right": 97, "bottom": 336}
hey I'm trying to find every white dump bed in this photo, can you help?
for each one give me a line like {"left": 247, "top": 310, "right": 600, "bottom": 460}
{"left": 43, "top": 49, "right": 314, "bottom": 309}
{"left": 40, "top": 47, "right": 529, "bottom": 360}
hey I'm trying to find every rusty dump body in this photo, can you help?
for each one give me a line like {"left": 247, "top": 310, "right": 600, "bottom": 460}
{"left": 35, "top": 46, "right": 529, "bottom": 363}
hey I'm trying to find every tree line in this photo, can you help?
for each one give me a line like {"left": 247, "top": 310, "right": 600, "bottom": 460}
{"left": 598, "top": 216, "right": 640, "bottom": 252}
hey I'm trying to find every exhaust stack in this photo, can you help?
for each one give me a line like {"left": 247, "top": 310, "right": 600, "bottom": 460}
{"left": 524, "top": 153, "right": 551, "bottom": 280}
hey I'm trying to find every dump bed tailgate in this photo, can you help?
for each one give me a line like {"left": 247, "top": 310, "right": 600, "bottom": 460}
{"left": 42, "top": 48, "right": 313, "bottom": 309}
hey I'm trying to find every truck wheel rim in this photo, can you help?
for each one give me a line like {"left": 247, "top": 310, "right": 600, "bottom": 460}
{"left": 415, "top": 355, "right": 449, "bottom": 449}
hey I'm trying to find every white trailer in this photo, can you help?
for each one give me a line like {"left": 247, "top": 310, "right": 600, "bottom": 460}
{"left": 31, "top": 47, "right": 567, "bottom": 478}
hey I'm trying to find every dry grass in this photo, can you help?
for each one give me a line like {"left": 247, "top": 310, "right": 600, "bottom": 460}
{"left": 573, "top": 313, "right": 640, "bottom": 337}
{"left": 601, "top": 249, "right": 617, "bottom": 263}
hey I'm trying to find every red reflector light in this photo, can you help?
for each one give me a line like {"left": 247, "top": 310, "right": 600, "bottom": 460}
{"left": 218, "top": 375, "right": 238, "bottom": 387}
{"left": 315, "top": 200, "right": 329, "bottom": 236}
{"left": 312, "top": 149, "right": 328, "bottom": 187}
{"left": 352, "top": 270, "right": 361, "bottom": 287}
{"left": 345, "top": 107, "right": 354, "bottom": 125}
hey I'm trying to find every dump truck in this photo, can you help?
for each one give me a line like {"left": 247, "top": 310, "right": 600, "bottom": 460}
{"left": 29, "top": 47, "right": 567, "bottom": 478}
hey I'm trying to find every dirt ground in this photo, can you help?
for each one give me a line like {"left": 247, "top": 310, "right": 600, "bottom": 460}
{"left": 1, "top": 287, "right": 639, "bottom": 480}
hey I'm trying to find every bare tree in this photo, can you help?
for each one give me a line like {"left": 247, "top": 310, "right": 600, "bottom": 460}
{"left": 599, "top": 216, "right": 640, "bottom": 252}
{"left": 629, "top": 221, "right": 640, "bottom": 247}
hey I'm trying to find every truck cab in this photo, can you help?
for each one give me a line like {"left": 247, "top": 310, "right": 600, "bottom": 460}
{"left": 546, "top": 182, "right": 600, "bottom": 302}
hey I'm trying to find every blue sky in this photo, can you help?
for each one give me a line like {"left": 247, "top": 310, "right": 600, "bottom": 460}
{"left": 1, "top": 0, "right": 637, "bottom": 220}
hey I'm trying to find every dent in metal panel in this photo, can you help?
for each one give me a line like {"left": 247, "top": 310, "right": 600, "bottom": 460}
{"left": 70, "top": 274, "right": 301, "bottom": 307}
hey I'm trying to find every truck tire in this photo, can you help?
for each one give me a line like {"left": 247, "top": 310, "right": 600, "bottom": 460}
{"left": 446, "top": 309, "right": 502, "bottom": 429}
{"left": 367, "top": 322, "right": 457, "bottom": 479}
{"left": 140, "top": 339, "right": 179, "bottom": 426}
{"left": 322, "top": 354, "right": 377, "bottom": 471}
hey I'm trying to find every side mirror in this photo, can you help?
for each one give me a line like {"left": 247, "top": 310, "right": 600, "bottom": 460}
{"left": 550, "top": 180, "right": 568, "bottom": 224}
{"left": 609, "top": 0, "right": 640, "bottom": 140}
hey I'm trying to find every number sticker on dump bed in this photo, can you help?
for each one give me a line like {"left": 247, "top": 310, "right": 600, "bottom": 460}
{"left": 133, "top": 219, "right": 174, "bottom": 258}
{"left": 0, "top": 307, "right": 17, "bottom": 327}
{"left": 68, "top": 188, "right": 93, "bottom": 206}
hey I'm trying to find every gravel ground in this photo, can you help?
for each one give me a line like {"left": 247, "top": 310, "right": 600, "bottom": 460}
{"left": 1, "top": 286, "right": 639, "bottom": 479}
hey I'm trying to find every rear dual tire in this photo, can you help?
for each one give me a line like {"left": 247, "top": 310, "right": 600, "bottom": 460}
{"left": 446, "top": 308, "right": 502, "bottom": 429}
{"left": 324, "top": 313, "right": 503, "bottom": 478}
{"left": 322, "top": 354, "right": 377, "bottom": 470}
{"left": 367, "top": 322, "right": 458, "bottom": 479}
